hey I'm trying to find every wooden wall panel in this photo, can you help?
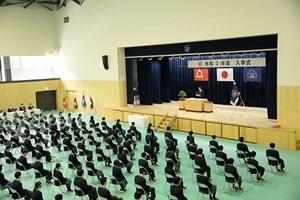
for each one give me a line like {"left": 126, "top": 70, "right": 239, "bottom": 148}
{"left": 206, "top": 122, "right": 222, "bottom": 137}
{"left": 240, "top": 127, "right": 257, "bottom": 143}
{"left": 192, "top": 120, "right": 206, "bottom": 135}
{"left": 222, "top": 124, "right": 239, "bottom": 140}
{"left": 114, "top": 110, "right": 123, "bottom": 121}
{"left": 132, "top": 112, "right": 143, "bottom": 116}
{"left": 177, "top": 118, "right": 192, "bottom": 132}
{"left": 123, "top": 111, "right": 133, "bottom": 122}
{"left": 99, "top": 108, "right": 114, "bottom": 120}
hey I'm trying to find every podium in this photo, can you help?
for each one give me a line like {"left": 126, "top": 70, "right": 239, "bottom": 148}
{"left": 185, "top": 98, "right": 208, "bottom": 112}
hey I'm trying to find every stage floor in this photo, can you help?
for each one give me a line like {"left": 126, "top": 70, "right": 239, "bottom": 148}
{"left": 114, "top": 101, "right": 277, "bottom": 128}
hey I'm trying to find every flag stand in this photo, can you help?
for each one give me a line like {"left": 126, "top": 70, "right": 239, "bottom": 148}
{"left": 238, "top": 92, "right": 246, "bottom": 107}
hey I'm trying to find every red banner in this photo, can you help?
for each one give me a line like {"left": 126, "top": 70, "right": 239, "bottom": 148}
{"left": 194, "top": 68, "right": 209, "bottom": 81}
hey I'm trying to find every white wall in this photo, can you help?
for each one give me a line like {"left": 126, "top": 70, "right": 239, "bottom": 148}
{"left": 55, "top": 0, "right": 300, "bottom": 85}
{"left": 0, "top": 6, "right": 58, "bottom": 56}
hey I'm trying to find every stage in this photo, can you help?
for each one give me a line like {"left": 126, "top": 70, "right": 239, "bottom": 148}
{"left": 100, "top": 101, "right": 297, "bottom": 150}
{"left": 114, "top": 101, "right": 276, "bottom": 128}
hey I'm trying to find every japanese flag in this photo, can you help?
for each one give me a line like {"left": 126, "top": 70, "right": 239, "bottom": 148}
{"left": 217, "top": 68, "right": 234, "bottom": 82}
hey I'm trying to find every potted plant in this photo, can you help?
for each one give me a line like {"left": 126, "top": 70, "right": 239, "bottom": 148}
{"left": 178, "top": 90, "right": 187, "bottom": 110}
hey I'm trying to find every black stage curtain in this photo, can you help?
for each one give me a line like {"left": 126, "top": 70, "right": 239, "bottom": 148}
{"left": 137, "top": 59, "right": 153, "bottom": 105}
{"left": 125, "top": 59, "right": 134, "bottom": 104}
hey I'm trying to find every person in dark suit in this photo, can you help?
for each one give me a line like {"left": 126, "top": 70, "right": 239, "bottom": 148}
{"left": 17, "top": 149, "right": 32, "bottom": 170}
{"left": 63, "top": 134, "right": 75, "bottom": 151}
{"left": 77, "top": 137, "right": 93, "bottom": 157}
{"left": 125, "top": 129, "right": 137, "bottom": 150}
{"left": 134, "top": 191, "right": 142, "bottom": 200}
{"left": 123, "top": 136, "right": 135, "bottom": 160}
{"left": 186, "top": 131, "right": 195, "bottom": 145}
{"left": 195, "top": 86, "right": 204, "bottom": 98}
{"left": 225, "top": 158, "right": 243, "bottom": 190}
{"left": 74, "top": 169, "right": 98, "bottom": 200}
{"left": 105, "top": 134, "right": 118, "bottom": 154}
{"left": 247, "top": 151, "right": 265, "bottom": 180}
{"left": 170, "top": 176, "right": 187, "bottom": 200}
{"left": 31, "top": 181, "right": 43, "bottom": 200}
{"left": 164, "top": 126, "right": 178, "bottom": 146}
{"left": 7, "top": 105, "right": 13, "bottom": 112}
{"left": 33, "top": 154, "right": 53, "bottom": 184}
{"left": 130, "top": 122, "right": 142, "bottom": 141}
{"left": 28, "top": 103, "right": 34, "bottom": 110}
{"left": 165, "top": 160, "right": 185, "bottom": 188}
{"left": 187, "top": 140, "right": 198, "bottom": 160}
{"left": 19, "top": 103, "right": 26, "bottom": 111}
{"left": 166, "top": 147, "right": 181, "bottom": 173}
{"left": 209, "top": 135, "right": 219, "bottom": 154}
{"left": 138, "top": 152, "right": 156, "bottom": 181}
{"left": 95, "top": 142, "right": 112, "bottom": 167}
{"left": 237, "top": 137, "right": 250, "bottom": 158}
{"left": 55, "top": 194, "right": 63, "bottom": 200}
{"left": 71, "top": 118, "right": 79, "bottom": 130}
{"left": 98, "top": 177, "right": 123, "bottom": 200}
{"left": 215, "top": 145, "right": 228, "bottom": 165}
{"left": 68, "top": 148, "right": 82, "bottom": 169}
{"left": 0, "top": 164, "right": 12, "bottom": 189}
{"left": 53, "top": 163, "right": 73, "bottom": 192}
{"left": 112, "top": 159, "right": 127, "bottom": 192}
{"left": 197, "top": 168, "right": 218, "bottom": 200}
{"left": 145, "top": 129, "right": 160, "bottom": 154}
{"left": 35, "top": 139, "right": 52, "bottom": 162}
{"left": 115, "top": 119, "right": 126, "bottom": 137}
{"left": 101, "top": 117, "right": 111, "bottom": 132}
{"left": 87, "top": 130, "right": 98, "bottom": 146}
{"left": 146, "top": 123, "right": 155, "bottom": 137}
{"left": 89, "top": 116, "right": 96, "bottom": 128}
{"left": 86, "top": 154, "right": 104, "bottom": 181}
{"left": 94, "top": 123, "right": 104, "bottom": 137}
{"left": 144, "top": 139, "right": 158, "bottom": 166}
{"left": 51, "top": 130, "right": 62, "bottom": 151}
{"left": 117, "top": 145, "right": 133, "bottom": 173}
{"left": 11, "top": 172, "right": 32, "bottom": 200}
{"left": 23, "top": 134, "right": 36, "bottom": 157}
{"left": 4, "top": 145, "right": 16, "bottom": 163}
{"left": 111, "top": 125, "right": 123, "bottom": 144}
{"left": 134, "top": 168, "right": 156, "bottom": 200}
{"left": 195, "top": 148, "right": 211, "bottom": 179}
{"left": 266, "top": 143, "right": 285, "bottom": 172}
{"left": 10, "top": 131, "right": 22, "bottom": 147}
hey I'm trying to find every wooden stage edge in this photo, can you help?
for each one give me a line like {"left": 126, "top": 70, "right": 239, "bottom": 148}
{"left": 100, "top": 101, "right": 298, "bottom": 150}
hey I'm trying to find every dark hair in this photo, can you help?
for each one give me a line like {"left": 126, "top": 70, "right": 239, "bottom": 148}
{"left": 95, "top": 142, "right": 101, "bottom": 147}
{"left": 134, "top": 191, "right": 142, "bottom": 199}
{"left": 87, "top": 154, "right": 93, "bottom": 161}
{"left": 239, "top": 137, "right": 244, "bottom": 142}
{"left": 114, "top": 159, "right": 119, "bottom": 166}
{"left": 0, "top": 164, "right": 2, "bottom": 172}
{"left": 218, "top": 145, "right": 223, "bottom": 151}
{"left": 102, "top": 117, "right": 105, "bottom": 120}
{"left": 34, "top": 181, "right": 42, "bottom": 190}
{"left": 173, "top": 176, "right": 180, "bottom": 184}
{"left": 166, "top": 160, "right": 174, "bottom": 168}
{"left": 139, "top": 168, "right": 146, "bottom": 174}
{"left": 15, "top": 171, "right": 22, "bottom": 178}
{"left": 55, "top": 163, "right": 61, "bottom": 169}
{"left": 250, "top": 151, "right": 256, "bottom": 157}
{"left": 189, "top": 131, "right": 193, "bottom": 135}
{"left": 22, "top": 149, "right": 28, "bottom": 154}
{"left": 36, "top": 154, "right": 42, "bottom": 160}
{"left": 55, "top": 194, "right": 63, "bottom": 200}
{"left": 77, "top": 169, "right": 84, "bottom": 176}
{"left": 131, "top": 122, "right": 135, "bottom": 125}
{"left": 72, "top": 147, "right": 77, "bottom": 154}
{"left": 167, "top": 126, "right": 171, "bottom": 130}
{"left": 228, "top": 158, "right": 234, "bottom": 164}
{"left": 270, "top": 143, "right": 275, "bottom": 148}
{"left": 141, "top": 152, "right": 146, "bottom": 158}
{"left": 198, "top": 168, "right": 205, "bottom": 174}
{"left": 197, "top": 148, "right": 203, "bottom": 155}
{"left": 100, "top": 177, "right": 107, "bottom": 185}
{"left": 212, "top": 135, "right": 216, "bottom": 139}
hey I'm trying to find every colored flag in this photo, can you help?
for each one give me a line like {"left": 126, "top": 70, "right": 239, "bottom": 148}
{"left": 194, "top": 68, "right": 209, "bottom": 81}
{"left": 73, "top": 97, "right": 78, "bottom": 110}
{"left": 230, "top": 82, "right": 239, "bottom": 106}
{"left": 217, "top": 68, "right": 234, "bottom": 81}
{"left": 90, "top": 96, "right": 94, "bottom": 109}
{"left": 82, "top": 94, "right": 87, "bottom": 107}
{"left": 62, "top": 96, "right": 67, "bottom": 109}
{"left": 243, "top": 68, "right": 262, "bottom": 82}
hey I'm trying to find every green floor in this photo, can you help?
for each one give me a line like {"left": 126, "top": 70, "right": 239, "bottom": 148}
{"left": 1, "top": 111, "right": 300, "bottom": 200}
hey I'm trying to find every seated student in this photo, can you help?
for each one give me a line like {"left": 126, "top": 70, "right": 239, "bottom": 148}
{"left": 33, "top": 154, "right": 53, "bottom": 184}
{"left": 67, "top": 113, "right": 72, "bottom": 124}
{"left": 146, "top": 123, "right": 155, "bottom": 137}
{"left": 134, "top": 192, "right": 142, "bottom": 200}
{"left": 111, "top": 125, "right": 123, "bottom": 144}
{"left": 31, "top": 181, "right": 43, "bottom": 200}
{"left": 144, "top": 139, "right": 158, "bottom": 166}
{"left": 125, "top": 129, "right": 137, "bottom": 150}
{"left": 95, "top": 142, "right": 112, "bottom": 167}
{"left": 69, "top": 148, "right": 82, "bottom": 169}
{"left": 19, "top": 103, "right": 26, "bottom": 111}
{"left": 197, "top": 168, "right": 219, "bottom": 200}
{"left": 164, "top": 160, "right": 185, "bottom": 188}
{"left": 55, "top": 194, "right": 63, "bottom": 200}
{"left": 34, "top": 130, "right": 48, "bottom": 146}
{"left": 87, "top": 130, "right": 98, "bottom": 146}
{"left": 130, "top": 122, "right": 141, "bottom": 141}
{"left": 51, "top": 130, "right": 62, "bottom": 151}
{"left": 123, "top": 136, "right": 135, "bottom": 160}
{"left": 7, "top": 105, "right": 14, "bottom": 112}
{"left": 71, "top": 118, "right": 79, "bottom": 130}
{"left": 4, "top": 145, "right": 16, "bottom": 163}
{"left": 170, "top": 177, "right": 187, "bottom": 200}
{"left": 215, "top": 145, "right": 228, "bottom": 165}
{"left": 77, "top": 137, "right": 93, "bottom": 157}
{"left": 115, "top": 119, "right": 126, "bottom": 136}
{"left": 94, "top": 123, "right": 104, "bottom": 137}
{"left": 225, "top": 158, "right": 243, "bottom": 190}
{"left": 17, "top": 149, "right": 32, "bottom": 170}
{"left": 187, "top": 140, "right": 198, "bottom": 160}
{"left": 135, "top": 168, "right": 156, "bottom": 200}
{"left": 11, "top": 172, "right": 32, "bottom": 200}
{"left": 186, "top": 131, "right": 196, "bottom": 145}
{"left": 166, "top": 147, "right": 181, "bottom": 173}
{"left": 101, "top": 117, "right": 111, "bottom": 132}
{"left": 35, "top": 139, "right": 52, "bottom": 162}
{"left": 63, "top": 134, "right": 75, "bottom": 151}
{"left": 74, "top": 169, "right": 98, "bottom": 200}
{"left": 138, "top": 152, "right": 156, "bottom": 182}
{"left": 23, "top": 134, "right": 36, "bottom": 157}
{"left": 53, "top": 163, "right": 73, "bottom": 192}
{"left": 86, "top": 154, "right": 104, "bottom": 181}
{"left": 98, "top": 177, "right": 123, "bottom": 200}
{"left": 105, "top": 133, "right": 118, "bottom": 154}
{"left": 195, "top": 148, "right": 211, "bottom": 180}
{"left": 112, "top": 159, "right": 128, "bottom": 192}
{"left": 164, "top": 126, "right": 178, "bottom": 146}
{"left": 0, "top": 129, "right": 7, "bottom": 144}
{"left": 28, "top": 103, "right": 34, "bottom": 110}
{"left": 89, "top": 116, "right": 96, "bottom": 128}
{"left": 145, "top": 129, "right": 160, "bottom": 154}
{"left": 77, "top": 114, "right": 83, "bottom": 127}
{"left": 10, "top": 131, "right": 22, "bottom": 147}
{"left": 0, "top": 164, "right": 12, "bottom": 190}
{"left": 247, "top": 151, "right": 265, "bottom": 180}
{"left": 237, "top": 137, "right": 250, "bottom": 158}
{"left": 117, "top": 145, "right": 133, "bottom": 174}
{"left": 209, "top": 135, "right": 219, "bottom": 152}
{"left": 266, "top": 142, "right": 285, "bottom": 172}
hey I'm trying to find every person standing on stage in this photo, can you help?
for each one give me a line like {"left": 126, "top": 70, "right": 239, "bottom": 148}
{"left": 195, "top": 86, "right": 204, "bottom": 98}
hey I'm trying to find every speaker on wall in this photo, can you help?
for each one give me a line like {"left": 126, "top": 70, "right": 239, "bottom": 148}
{"left": 102, "top": 55, "right": 109, "bottom": 70}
